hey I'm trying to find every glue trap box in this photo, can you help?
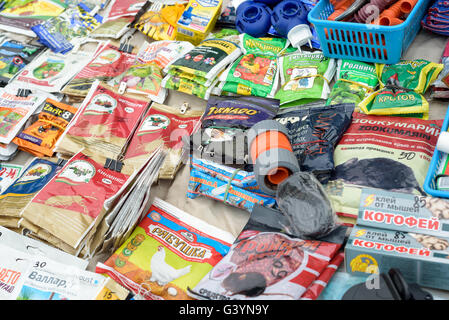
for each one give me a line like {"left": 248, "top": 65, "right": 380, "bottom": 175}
{"left": 176, "top": 0, "right": 222, "bottom": 45}
{"left": 345, "top": 225, "right": 449, "bottom": 291}
{"left": 357, "top": 188, "right": 449, "bottom": 238}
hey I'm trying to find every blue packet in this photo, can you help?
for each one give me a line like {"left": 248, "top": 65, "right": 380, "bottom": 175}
{"left": 31, "top": 3, "right": 102, "bottom": 54}
{"left": 187, "top": 168, "right": 276, "bottom": 212}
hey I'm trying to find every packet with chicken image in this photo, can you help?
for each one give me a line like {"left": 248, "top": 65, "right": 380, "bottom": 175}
{"left": 12, "top": 98, "right": 78, "bottom": 157}
{"left": 56, "top": 80, "right": 150, "bottom": 160}
{"left": 20, "top": 151, "right": 132, "bottom": 250}
{"left": 96, "top": 197, "right": 235, "bottom": 300}
{"left": 122, "top": 102, "right": 203, "bottom": 178}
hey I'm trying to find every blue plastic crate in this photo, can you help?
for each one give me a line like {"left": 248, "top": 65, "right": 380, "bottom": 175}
{"left": 424, "top": 106, "right": 449, "bottom": 198}
{"left": 308, "top": 0, "right": 432, "bottom": 64}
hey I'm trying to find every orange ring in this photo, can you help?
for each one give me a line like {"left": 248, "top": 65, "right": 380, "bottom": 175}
{"left": 250, "top": 130, "right": 293, "bottom": 162}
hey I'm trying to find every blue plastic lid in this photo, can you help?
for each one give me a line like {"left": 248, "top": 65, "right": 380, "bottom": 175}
{"left": 236, "top": 2, "right": 272, "bottom": 38}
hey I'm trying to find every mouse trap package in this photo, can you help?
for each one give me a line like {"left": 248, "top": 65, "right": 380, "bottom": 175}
{"left": 19, "top": 151, "right": 132, "bottom": 250}
{"left": 56, "top": 80, "right": 150, "bottom": 159}
{"left": 325, "top": 113, "right": 443, "bottom": 223}
{"left": 96, "top": 197, "right": 235, "bottom": 300}
{"left": 188, "top": 205, "right": 345, "bottom": 300}
{"left": 345, "top": 225, "right": 449, "bottom": 292}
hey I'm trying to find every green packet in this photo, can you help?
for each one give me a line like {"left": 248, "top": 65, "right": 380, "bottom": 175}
{"left": 216, "top": 34, "right": 293, "bottom": 98}
{"left": 376, "top": 59, "right": 444, "bottom": 94}
{"left": 161, "top": 74, "right": 218, "bottom": 100}
{"left": 167, "top": 67, "right": 210, "bottom": 86}
{"left": 359, "top": 86, "right": 429, "bottom": 119}
{"left": 275, "top": 51, "right": 337, "bottom": 108}
{"left": 326, "top": 59, "right": 378, "bottom": 106}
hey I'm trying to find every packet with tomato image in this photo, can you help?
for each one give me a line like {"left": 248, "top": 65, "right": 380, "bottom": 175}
{"left": 56, "top": 80, "right": 150, "bottom": 160}
{"left": 216, "top": 34, "right": 292, "bottom": 98}
{"left": 122, "top": 102, "right": 202, "bottom": 178}
{"left": 20, "top": 151, "right": 132, "bottom": 250}
{"left": 95, "top": 197, "right": 235, "bottom": 300}
{"left": 63, "top": 41, "right": 138, "bottom": 97}
{"left": 12, "top": 98, "right": 78, "bottom": 157}
{"left": 12, "top": 49, "right": 94, "bottom": 93}
{"left": 189, "top": 204, "right": 346, "bottom": 300}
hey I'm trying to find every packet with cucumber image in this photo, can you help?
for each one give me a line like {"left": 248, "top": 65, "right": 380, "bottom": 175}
{"left": 326, "top": 59, "right": 378, "bottom": 107}
{"left": 275, "top": 51, "right": 336, "bottom": 107}
{"left": 96, "top": 197, "right": 235, "bottom": 300}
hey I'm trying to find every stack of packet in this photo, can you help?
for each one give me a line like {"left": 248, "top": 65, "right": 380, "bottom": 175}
{"left": 358, "top": 59, "right": 444, "bottom": 119}
{"left": 162, "top": 38, "right": 241, "bottom": 100}
{"left": 0, "top": 226, "right": 130, "bottom": 300}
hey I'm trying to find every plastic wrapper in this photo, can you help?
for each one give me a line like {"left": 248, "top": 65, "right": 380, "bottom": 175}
{"left": 20, "top": 151, "right": 132, "bottom": 250}
{"left": 62, "top": 41, "right": 138, "bottom": 97}
{"left": 188, "top": 204, "right": 346, "bottom": 300}
{"left": 275, "top": 103, "right": 354, "bottom": 184}
{"left": 13, "top": 98, "right": 78, "bottom": 157}
{"left": 276, "top": 172, "right": 337, "bottom": 239}
{"left": 275, "top": 51, "right": 337, "bottom": 107}
{"left": 187, "top": 168, "right": 276, "bottom": 212}
{"left": 0, "top": 87, "right": 47, "bottom": 145}
{"left": 325, "top": 112, "right": 443, "bottom": 222}
{"left": 96, "top": 197, "right": 235, "bottom": 300}
{"left": 12, "top": 48, "right": 95, "bottom": 93}
{"left": 56, "top": 81, "right": 150, "bottom": 160}
{"left": 0, "top": 163, "right": 22, "bottom": 194}
{"left": 31, "top": 3, "right": 103, "bottom": 54}
{"left": 89, "top": 17, "right": 132, "bottom": 39}
{"left": 430, "top": 40, "right": 449, "bottom": 99}
{"left": 0, "top": 142, "right": 18, "bottom": 161}
{"left": 0, "top": 158, "right": 63, "bottom": 218}
{"left": 104, "top": 0, "right": 146, "bottom": 21}
{"left": 202, "top": 95, "right": 279, "bottom": 130}
{"left": 0, "top": 39, "right": 43, "bottom": 87}
{"left": 0, "top": 0, "right": 68, "bottom": 37}
{"left": 122, "top": 102, "right": 202, "bottom": 178}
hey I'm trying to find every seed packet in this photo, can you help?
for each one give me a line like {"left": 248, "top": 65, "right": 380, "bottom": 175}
{"left": 164, "top": 39, "right": 241, "bottom": 81}
{"left": 0, "top": 0, "right": 68, "bottom": 37}
{"left": 275, "top": 51, "right": 337, "bottom": 107}
{"left": 0, "top": 39, "right": 43, "bottom": 87}
{"left": 0, "top": 163, "right": 22, "bottom": 194}
{"left": 275, "top": 103, "right": 354, "bottom": 184}
{"left": 12, "top": 49, "right": 94, "bottom": 93}
{"left": 326, "top": 59, "right": 378, "bottom": 106}
{"left": 0, "top": 246, "right": 33, "bottom": 300}
{"left": 131, "top": 2, "right": 186, "bottom": 41}
{"left": 96, "top": 197, "right": 235, "bottom": 300}
{"left": 430, "top": 41, "right": 449, "bottom": 99}
{"left": 0, "top": 88, "right": 47, "bottom": 145}
{"left": 123, "top": 102, "right": 203, "bottom": 178}
{"left": 107, "top": 62, "right": 167, "bottom": 104}
{"left": 62, "top": 41, "right": 137, "bottom": 97}
{"left": 89, "top": 17, "right": 132, "bottom": 39}
{"left": 187, "top": 169, "right": 276, "bottom": 212}
{"left": 56, "top": 81, "right": 150, "bottom": 160}
{"left": 188, "top": 204, "right": 345, "bottom": 300}
{"left": 376, "top": 59, "right": 444, "bottom": 94}
{"left": 325, "top": 113, "right": 443, "bottom": 222}
{"left": 136, "top": 40, "right": 194, "bottom": 70}
{"left": 31, "top": 3, "right": 103, "bottom": 54}
{"left": 13, "top": 98, "right": 78, "bottom": 157}
{"left": 0, "top": 225, "right": 88, "bottom": 269}
{"left": 358, "top": 87, "right": 429, "bottom": 119}
{"left": 202, "top": 95, "right": 279, "bottom": 130}
{"left": 20, "top": 152, "right": 131, "bottom": 249}
{"left": 218, "top": 34, "right": 289, "bottom": 98}
{"left": 161, "top": 74, "right": 218, "bottom": 100}
{"left": 0, "top": 158, "right": 63, "bottom": 217}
